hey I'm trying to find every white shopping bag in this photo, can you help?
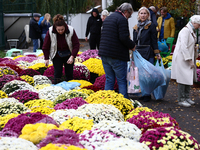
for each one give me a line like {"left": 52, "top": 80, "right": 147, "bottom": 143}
{"left": 127, "top": 61, "right": 141, "bottom": 93}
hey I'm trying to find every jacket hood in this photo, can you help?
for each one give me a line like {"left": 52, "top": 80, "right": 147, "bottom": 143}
{"left": 91, "top": 8, "right": 100, "bottom": 17}
{"left": 163, "top": 13, "right": 171, "bottom": 19}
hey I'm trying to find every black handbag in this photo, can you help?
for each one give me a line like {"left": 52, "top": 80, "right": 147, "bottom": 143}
{"left": 135, "top": 45, "right": 151, "bottom": 60}
{"left": 57, "top": 50, "right": 71, "bottom": 57}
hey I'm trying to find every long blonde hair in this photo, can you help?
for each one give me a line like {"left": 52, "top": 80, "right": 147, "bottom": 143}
{"left": 41, "top": 13, "right": 51, "bottom": 25}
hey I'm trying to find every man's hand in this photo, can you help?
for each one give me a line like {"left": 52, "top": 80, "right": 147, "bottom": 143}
{"left": 85, "top": 37, "right": 88, "bottom": 42}
{"left": 188, "top": 60, "right": 195, "bottom": 69}
{"left": 156, "top": 53, "right": 161, "bottom": 60}
{"left": 67, "top": 55, "right": 74, "bottom": 64}
{"left": 45, "top": 60, "right": 49, "bottom": 67}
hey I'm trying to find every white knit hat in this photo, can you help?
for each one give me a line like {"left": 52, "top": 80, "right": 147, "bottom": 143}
{"left": 190, "top": 15, "right": 200, "bottom": 24}
{"left": 101, "top": 10, "right": 109, "bottom": 16}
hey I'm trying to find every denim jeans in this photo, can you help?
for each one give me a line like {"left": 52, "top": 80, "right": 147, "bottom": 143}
{"left": 32, "top": 39, "right": 39, "bottom": 52}
{"left": 52, "top": 56, "right": 74, "bottom": 83}
{"left": 101, "top": 56, "right": 128, "bottom": 98}
{"left": 41, "top": 34, "right": 46, "bottom": 42}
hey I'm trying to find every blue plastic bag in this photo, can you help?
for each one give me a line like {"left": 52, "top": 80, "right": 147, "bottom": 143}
{"left": 158, "top": 39, "right": 168, "bottom": 52}
{"left": 152, "top": 59, "right": 171, "bottom": 100}
{"left": 133, "top": 51, "right": 165, "bottom": 96}
{"left": 51, "top": 81, "right": 81, "bottom": 91}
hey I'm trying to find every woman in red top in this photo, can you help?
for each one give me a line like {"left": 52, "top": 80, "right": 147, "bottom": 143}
{"left": 42, "top": 14, "right": 80, "bottom": 84}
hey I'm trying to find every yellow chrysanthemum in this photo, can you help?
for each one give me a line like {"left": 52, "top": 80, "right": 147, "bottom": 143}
{"left": 59, "top": 117, "right": 93, "bottom": 133}
{"left": 68, "top": 80, "right": 92, "bottom": 88}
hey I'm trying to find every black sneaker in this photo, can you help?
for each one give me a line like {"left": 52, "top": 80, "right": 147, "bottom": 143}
{"left": 143, "top": 95, "right": 151, "bottom": 102}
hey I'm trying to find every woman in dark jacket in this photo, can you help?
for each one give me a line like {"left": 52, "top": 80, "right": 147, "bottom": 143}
{"left": 42, "top": 14, "right": 80, "bottom": 84}
{"left": 133, "top": 6, "right": 161, "bottom": 101}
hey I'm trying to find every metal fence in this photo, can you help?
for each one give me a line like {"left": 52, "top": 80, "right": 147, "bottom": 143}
{"left": 0, "top": 0, "right": 36, "bottom": 49}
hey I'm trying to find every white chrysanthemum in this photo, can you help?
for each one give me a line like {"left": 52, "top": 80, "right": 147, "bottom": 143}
{"left": 93, "top": 120, "right": 141, "bottom": 141}
{"left": 49, "top": 109, "right": 89, "bottom": 124}
{"left": 96, "top": 138, "right": 150, "bottom": 150}
{"left": 77, "top": 104, "right": 124, "bottom": 123}
{"left": 38, "top": 86, "right": 66, "bottom": 102}
{"left": 0, "top": 137, "right": 38, "bottom": 150}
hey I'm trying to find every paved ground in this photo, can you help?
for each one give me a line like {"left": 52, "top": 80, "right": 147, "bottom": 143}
{"left": 5, "top": 41, "right": 200, "bottom": 142}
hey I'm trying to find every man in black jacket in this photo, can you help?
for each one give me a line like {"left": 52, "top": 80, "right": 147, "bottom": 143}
{"left": 99, "top": 3, "right": 135, "bottom": 98}
{"left": 29, "top": 13, "right": 41, "bottom": 52}
{"left": 85, "top": 8, "right": 102, "bottom": 50}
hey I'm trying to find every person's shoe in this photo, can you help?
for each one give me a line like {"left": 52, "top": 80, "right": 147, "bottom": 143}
{"left": 178, "top": 101, "right": 191, "bottom": 107}
{"left": 138, "top": 96, "right": 144, "bottom": 100}
{"left": 185, "top": 99, "right": 195, "bottom": 105}
{"left": 143, "top": 96, "right": 151, "bottom": 102}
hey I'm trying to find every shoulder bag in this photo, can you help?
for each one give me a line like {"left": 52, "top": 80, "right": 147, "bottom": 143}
{"left": 57, "top": 50, "right": 71, "bottom": 57}
{"left": 135, "top": 31, "right": 151, "bottom": 60}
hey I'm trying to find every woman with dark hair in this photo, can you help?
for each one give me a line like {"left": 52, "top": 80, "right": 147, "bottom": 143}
{"left": 42, "top": 14, "right": 80, "bottom": 84}
{"left": 133, "top": 6, "right": 161, "bottom": 102}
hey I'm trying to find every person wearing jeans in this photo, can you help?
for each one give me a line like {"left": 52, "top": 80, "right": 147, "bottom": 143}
{"left": 101, "top": 56, "right": 128, "bottom": 98}
{"left": 29, "top": 13, "right": 41, "bottom": 52}
{"left": 42, "top": 14, "right": 79, "bottom": 84}
{"left": 99, "top": 3, "right": 135, "bottom": 98}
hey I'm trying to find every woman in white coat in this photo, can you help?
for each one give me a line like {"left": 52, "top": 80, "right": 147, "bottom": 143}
{"left": 171, "top": 15, "right": 200, "bottom": 107}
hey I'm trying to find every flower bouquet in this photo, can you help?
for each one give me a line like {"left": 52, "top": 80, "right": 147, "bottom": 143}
{"left": 28, "top": 63, "right": 47, "bottom": 75}
{"left": 96, "top": 138, "right": 150, "bottom": 150}
{"left": 54, "top": 90, "right": 88, "bottom": 105}
{"left": 127, "top": 111, "right": 180, "bottom": 133}
{"left": 77, "top": 104, "right": 124, "bottom": 123}
{"left": 38, "top": 129, "right": 84, "bottom": 148}
{"left": 30, "top": 106, "right": 55, "bottom": 115}
{"left": 79, "top": 50, "right": 100, "bottom": 61}
{"left": 20, "top": 75, "right": 34, "bottom": 86}
{"left": 0, "top": 101, "right": 28, "bottom": 117}
{"left": 75, "top": 56, "right": 85, "bottom": 63}
{"left": 0, "top": 66, "right": 19, "bottom": 76}
{"left": 125, "top": 107, "right": 154, "bottom": 121}
{"left": 3, "top": 112, "right": 58, "bottom": 136}
{"left": 48, "top": 109, "right": 89, "bottom": 125}
{"left": 54, "top": 97, "right": 88, "bottom": 110}
{"left": 82, "top": 85, "right": 101, "bottom": 92}
{"left": 33, "top": 75, "right": 52, "bottom": 85}
{"left": 34, "top": 84, "right": 51, "bottom": 90}
{"left": 69, "top": 80, "right": 92, "bottom": 88}
{"left": 140, "top": 127, "right": 200, "bottom": 150}
{"left": 0, "top": 97, "right": 20, "bottom": 103}
{"left": 82, "top": 58, "right": 105, "bottom": 76}
{"left": 93, "top": 120, "right": 141, "bottom": 141}
{"left": 73, "top": 63, "right": 90, "bottom": 81}
{"left": 14, "top": 55, "right": 37, "bottom": 63}
{"left": 0, "top": 64, "right": 23, "bottom": 74}
{"left": 0, "top": 137, "right": 38, "bottom": 150}
{"left": 38, "top": 86, "right": 67, "bottom": 102}
{"left": 24, "top": 99, "right": 54, "bottom": 108}
{"left": 59, "top": 117, "right": 94, "bottom": 133}
{"left": 10, "top": 90, "right": 39, "bottom": 103}
{"left": 19, "top": 68, "right": 41, "bottom": 77}
{"left": 0, "top": 90, "right": 8, "bottom": 99}
{"left": 85, "top": 90, "right": 134, "bottom": 116}
{"left": 79, "top": 129, "right": 119, "bottom": 150}
{"left": 0, "top": 113, "right": 19, "bottom": 130}
{"left": 43, "top": 65, "right": 65, "bottom": 77}
{"left": 1, "top": 80, "right": 37, "bottom": 96}
{"left": 72, "top": 89, "right": 94, "bottom": 96}
{"left": 40, "top": 144, "right": 87, "bottom": 150}
{"left": 19, "top": 123, "right": 58, "bottom": 144}
{"left": 93, "top": 74, "right": 118, "bottom": 91}
{"left": 0, "top": 58, "right": 19, "bottom": 66}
